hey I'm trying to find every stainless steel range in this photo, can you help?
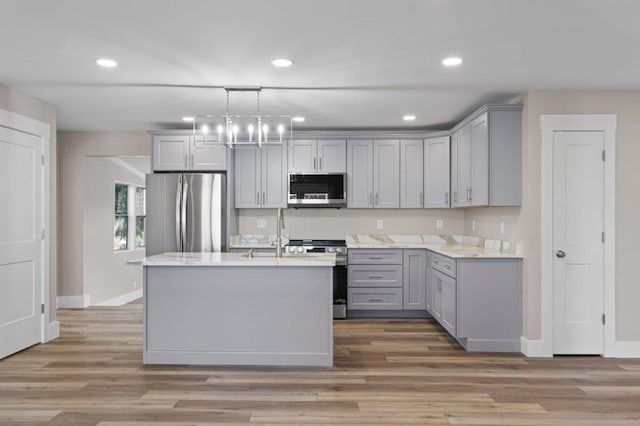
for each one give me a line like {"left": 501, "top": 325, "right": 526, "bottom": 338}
{"left": 285, "top": 239, "right": 348, "bottom": 319}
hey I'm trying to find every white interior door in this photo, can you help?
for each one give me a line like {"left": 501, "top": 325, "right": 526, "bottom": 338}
{"left": 0, "top": 126, "right": 42, "bottom": 359}
{"left": 553, "top": 131, "right": 604, "bottom": 355}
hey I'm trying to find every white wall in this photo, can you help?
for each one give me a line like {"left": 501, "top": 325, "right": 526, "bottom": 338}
{"left": 0, "top": 84, "right": 57, "bottom": 323}
{"left": 83, "top": 158, "right": 145, "bottom": 305}
{"left": 464, "top": 90, "right": 640, "bottom": 342}
{"left": 58, "top": 132, "right": 150, "bottom": 299}
{"left": 239, "top": 208, "right": 465, "bottom": 238}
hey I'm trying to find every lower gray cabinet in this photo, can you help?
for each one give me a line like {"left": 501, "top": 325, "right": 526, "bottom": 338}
{"left": 434, "top": 269, "right": 457, "bottom": 337}
{"left": 348, "top": 287, "right": 403, "bottom": 310}
{"left": 403, "top": 250, "right": 426, "bottom": 310}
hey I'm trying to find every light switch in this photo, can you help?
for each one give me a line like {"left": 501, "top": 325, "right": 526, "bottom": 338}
{"left": 436, "top": 219, "right": 444, "bottom": 229}
{"left": 257, "top": 219, "right": 266, "bottom": 229}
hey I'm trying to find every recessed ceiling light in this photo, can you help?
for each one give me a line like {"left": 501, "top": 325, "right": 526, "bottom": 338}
{"left": 403, "top": 114, "right": 416, "bottom": 122}
{"left": 182, "top": 116, "right": 195, "bottom": 122}
{"left": 271, "top": 58, "right": 294, "bottom": 67}
{"left": 442, "top": 57, "right": 463, "bottom": 67}
{"left": 95, "top": 58, "right": 118, "bottom": 68}
{"left": 292, "top": 116, "right": 305, "bottom": 123}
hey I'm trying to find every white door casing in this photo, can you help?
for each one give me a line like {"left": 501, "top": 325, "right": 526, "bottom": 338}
{"left": 0, "top": 126, "right": 43, "bottom": 359}
{"left": 539, "top": 114, "right": 616, "bottom": 358}
{"left": 552, "top": 131, "right": 604, "bottom": 354}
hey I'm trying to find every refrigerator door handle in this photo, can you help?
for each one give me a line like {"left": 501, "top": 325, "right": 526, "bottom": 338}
{"left": 181, "top": 177, "right": 188, "bottom": 251}
{"left": 175, "top": 175, "right": 182, "bottom": 251}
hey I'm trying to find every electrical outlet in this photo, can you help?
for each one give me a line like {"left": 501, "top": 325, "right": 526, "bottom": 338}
{"left": 436, "top": 219, "right": 444, "bottom": 229}
{"left": 500, "top": 222, "right": 505, "bottom": 234}
{"left": 472, "top": 220, "right": 476, "bottom": 231}
{"left": 376, "top": 219, "right": 384, "bottom": 230}
{"left": 257, "top": 219, "right": 266, "bottom": 229}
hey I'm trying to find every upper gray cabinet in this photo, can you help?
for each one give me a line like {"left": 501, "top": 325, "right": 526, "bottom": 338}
{"left": 347, "top": 140, "right": 400, "bottom": 208}
{"left": 423, "top": 136, "right": 450, "bottom": 208}
{"left": 400, "top": 140, "right": 424, "bottom": 208}
{"left": 234, "top": 144, "right": 287, "bottom": 208}
{"left": 288, "top": 139, "right": 346, "bottom": 173}
{"left": 151, "top": 132, "right": 227, "bottom": 172}
{"left": 451, "top": 105, "right": 522, "bottom": 207}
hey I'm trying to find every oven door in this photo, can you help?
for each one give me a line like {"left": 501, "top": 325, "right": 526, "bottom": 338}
{"left": 333, "top": 264, "right": 348, "bottom": 319}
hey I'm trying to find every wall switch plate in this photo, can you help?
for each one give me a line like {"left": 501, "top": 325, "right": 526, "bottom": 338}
{"left": 257, "top": 219, "right": 266, "bottom": 229}
{"left": 436, "top": 219, "right": 444, "bottom": 229}
{"left": 500, "top": 222, "right": 505, "bottom": 234}
{"left": 376, "top": 219, "right": 384, "bottom": 230}
{"left": 472, "top": 220, "right": 476, "bottom": 231}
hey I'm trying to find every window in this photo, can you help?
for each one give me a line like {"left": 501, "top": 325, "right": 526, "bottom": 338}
{"left": 135, "top": 186, "right": 146, "bottom": 248}
{"left": 114, "top": 183, "right": 146, "bottom": 251}
{"left": 114, "top": 183, "right": 128, "bottom": 251}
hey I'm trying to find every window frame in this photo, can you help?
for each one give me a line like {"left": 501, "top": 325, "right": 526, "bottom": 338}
{"left": 113, "top": 181, "right": 146, "bottom": 254}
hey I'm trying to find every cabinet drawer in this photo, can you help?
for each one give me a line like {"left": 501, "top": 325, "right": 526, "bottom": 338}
{"left": 430, "top": 252, "right": 456, "bottom": 278}
{"left": 348, "top": 287, "right": 403, "bottom": 310}
{"left": 348, "top": 249, "right": 402, "bottom": 265}
{"left": 348, "top": 264, "right": 403, "bottom": 288}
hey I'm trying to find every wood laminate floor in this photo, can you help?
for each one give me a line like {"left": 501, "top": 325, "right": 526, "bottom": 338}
{"left": 1, "top": 305, "right": 640, "bottom": 425}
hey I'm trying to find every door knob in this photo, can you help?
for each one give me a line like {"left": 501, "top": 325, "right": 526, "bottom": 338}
{"left": 556, "top": 250, "right": 566, "bottom": 258}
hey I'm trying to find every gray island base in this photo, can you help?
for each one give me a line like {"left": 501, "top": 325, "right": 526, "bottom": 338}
{"left": 142, "top": 253, "right": 334, "bottom": 367}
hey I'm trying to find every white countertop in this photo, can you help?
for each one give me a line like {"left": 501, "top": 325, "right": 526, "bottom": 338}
{"left": 346, "top": 234, "right": 523, "bottom": 259}
{"left": 229, "top": 234, "right": 288, "bottom": 249}
{"left": 141, "top": 252, "right": 336, "bottom": 266}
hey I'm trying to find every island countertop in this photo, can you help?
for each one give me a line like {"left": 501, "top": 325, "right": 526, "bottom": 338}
{"left": 141, "top": 252, "right": 336, "bottom": 267}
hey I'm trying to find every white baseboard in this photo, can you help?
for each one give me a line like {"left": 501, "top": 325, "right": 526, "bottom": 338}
{"left": 95, "top": 288, "right": 143, "bottom": 306}
{"left": 57, "top": 294, "right": 91, "bottom": 309}
{"left": 520, "top": 336, "right": 551, "bottom": 357}
{"left": 613, "top": 341, "right": 640, "bottom": 358}
{"left": 47, "top": 321, "right": 60, "bottom": 341}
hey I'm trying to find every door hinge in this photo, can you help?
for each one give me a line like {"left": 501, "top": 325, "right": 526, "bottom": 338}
{"left": 602, "top": 150, "right": 606, "bottom": 162}
{"left": 602, "top": 313, "right": 606, "bottom": 325}
{"left": 602, "top": 232, "right": 605, "bottom": 243}
{"left": 41, "top": 229, "right": 46, "bottom": 240}
{"left": 41, "top": 304, "right": 45, "bottom": 314}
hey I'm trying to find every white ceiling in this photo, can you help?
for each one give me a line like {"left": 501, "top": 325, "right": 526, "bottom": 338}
{"left": 1, "top": 0, "right": 639, "bottom": 131}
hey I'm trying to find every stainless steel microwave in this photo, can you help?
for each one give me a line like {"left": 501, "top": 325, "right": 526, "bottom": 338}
{"left": 288, "top": 173, "right": 347, "bottom": 208}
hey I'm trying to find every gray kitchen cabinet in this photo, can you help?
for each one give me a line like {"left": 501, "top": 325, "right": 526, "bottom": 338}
{"left": 439, "top": 270, "right": 457, "bottom": 336}
{"left": 425, "top": 252, "right": 433, "bottom": 313}
{"left": 424, "top": 136, "right": 450, "bottom": 208}
{"left": 348, "top": 249, "right": 405, "bottom": 312}
{"left": 347, "top": 140, "right": 400, "bottom": 208}
{"left": 430, "top": 268, "right": 443, "bottom": 322}
{"left": 400, "top": 140, "right": 424, "bottom": 208}
{"left": 451, "top": 105, "right": 522, "bottom": 207}
{"left": 234, "top": 144, "right": 286, "bottom": 208}
{"left": 403, "top": 250, "right": 426, "bottom": 310}
{"left": 151, "top": 132, "right": 227, "bottom": 172}
{"left": 346, "top": 141, "right": 374, "bottom": 208}
{"left": 289, "top": 139, "right": 346, "bottom": 173}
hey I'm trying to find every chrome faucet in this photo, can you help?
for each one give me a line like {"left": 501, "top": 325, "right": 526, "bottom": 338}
{"left": 275, "top": 207, "right": 285, "bottom": 258}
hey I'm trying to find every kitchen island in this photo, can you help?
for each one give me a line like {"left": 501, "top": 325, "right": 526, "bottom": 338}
{"left": 141, "top": 252, "right": 335, "bottom": 367}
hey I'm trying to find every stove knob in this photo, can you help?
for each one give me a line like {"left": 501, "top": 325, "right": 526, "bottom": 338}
{"left": 297, "top": 247, "right": 304, "bottom": 253}
{"left": 328, "top": 247, "right": 335, "bottom": 253}
{"left": 336, "top": 248, "right": 344, "bottom": 254}
{"left": 288, "top": 247, "right": 295, "bottom": 253}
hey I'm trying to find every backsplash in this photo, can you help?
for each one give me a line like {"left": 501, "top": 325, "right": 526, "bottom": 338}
{"left": 238, "top": 208, "right": 465, "bottom": 239}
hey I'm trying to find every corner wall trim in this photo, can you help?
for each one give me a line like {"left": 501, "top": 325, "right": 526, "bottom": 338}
{"left": 57, "top": 294, "right": 91, "bottom": 309}
{"left": 520, "top": 337, "right": 551, "bottom": 357}
{"left": 95, "top": 288, "right": 142, "bottom": 306}
{"left": 47, "top": 321, "right": 60, "bottom": 341}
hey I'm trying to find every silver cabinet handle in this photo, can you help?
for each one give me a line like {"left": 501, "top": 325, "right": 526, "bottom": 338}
{"left": 375, "top": 193, "right": 379, "bottom": 205}
{"left": 368, "top": 275, "right": 383, "bottom": 279}
{"left": 313, "top": 157, "right": 317, "bottom": 170}
{"left": 445, "top": 192, "right": 449, "bottom": 204}
{"left": 369, "top": 256, "right": 383, "bottom": 260}
{"left": 319, "top": 157, "right": 322, "bottom": 171}
{"left": 184, "top": 154, "right": 188, "bottom": 168}
{"left": 191, "top": 153, "right": 194, "bottom": 169}
{"left": 262, "top": 192, "right": 266, "bottom": 205}
{"left": 469, "top": 187, "right": 472, "bottom": 201}
{"left": 556, "top": 250, "right": 566, "bottom": 258}
{"left": 256, "top": 192, "right": 259, "bottom": 205}
{"left": 369, "top": 298, "right": 383, "bottom": 302}
{"left": 181, "top": 179, "right": 188, "bottom": 251}
{"left": 453, "top": 191, "right": 457, "bottom": 203}
{"left": 176, "top": 175, "right": 183, "bottom": 251}
{"left": 369, "top": 193, "right": 373, "bottom": 207}
{"left": 420, "top": 192, "right": 423, "bottom": 206}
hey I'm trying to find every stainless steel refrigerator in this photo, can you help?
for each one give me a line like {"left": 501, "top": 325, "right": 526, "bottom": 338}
{"left": 145, "top": 173, "right": 226, "bottom": 256}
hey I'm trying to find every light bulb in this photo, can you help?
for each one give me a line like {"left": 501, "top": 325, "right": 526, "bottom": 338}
{"left": 201, "top": 124, "right": 209, "bottom": 135}
{"left": 262, "top": 124, "right": 269, "bottom": 142}
{"left": 247, "top": 124, "right": 254, "bottom": 142}
{"left": 217, "top": 124, "right": 223, "bottom": 141}
{"left": 278, "top": 124, "right": 284, "bottom": 142}
{"left": 232, "top": 124, "right": 239, "bottom": 142}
